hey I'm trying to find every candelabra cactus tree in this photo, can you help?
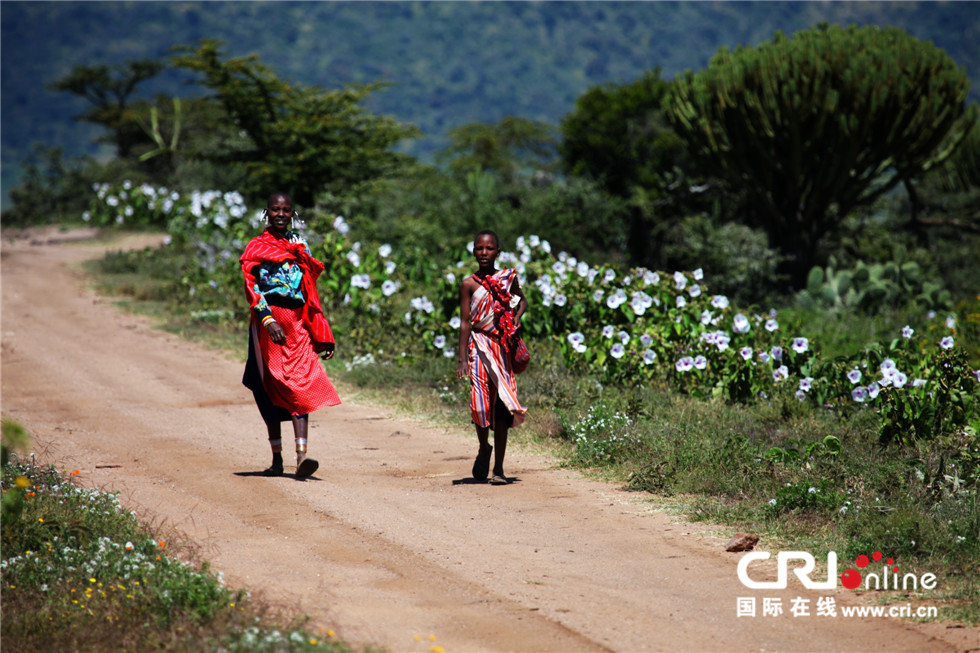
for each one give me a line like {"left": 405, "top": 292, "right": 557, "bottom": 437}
{"left": 664, "top": 23, "right": 977, "bottom": 289}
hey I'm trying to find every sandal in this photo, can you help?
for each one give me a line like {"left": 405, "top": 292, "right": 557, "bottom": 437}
{"left": 262, "top": 462, "right": 284, "bottom": 477}
{"left": 489, "top": 474, "right": 508, "bottom": 485}
{"left": 295, "top": 457, "right": 319, "bottom": 479}
{"left": 472, "top": 445, "right": 492, "bottom": 481}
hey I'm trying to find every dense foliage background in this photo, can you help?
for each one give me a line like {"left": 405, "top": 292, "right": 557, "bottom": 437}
{"left": 3, "top": 1, "right": 979, "bottom": 206}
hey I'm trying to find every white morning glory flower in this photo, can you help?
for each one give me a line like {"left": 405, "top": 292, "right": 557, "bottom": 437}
{"left": 618, "top": 330, "right": 630, "bottom": 345}
{"left": 799, "top": 377, "right": 813, "bottom": 392}
{"left": 554, "top": 294, "right": 567, "bottom": 307}
{"left": 632, "top": 291, "right": 653, "bottom": 309}
{"left": 351, "top": 274, "right": 371, "bottom": 289}
{"left": 676, "top": 295, "right": 687, "bottom": 308}
{"left": 892, "top": 371, "right": 908, "bottom": 388}
{"left": 433, "top": 335, "right": 447, "bottom": 349}
{"left": 639, "top": 334, "right": 653, "bottom": 347}
{"left": 940, "top": 336, "right": 955, "bottom": 349}
{"left": 643, "top": 270, "right": 660, "bottom": 285}
{"left": 867, "top": 382, "right": 881, "bottom": 399}
{"left": 606, "top": 290, "right": 627, "bottom": 309}
{"left": 673, "top": 271, "right": 687, "bottom": 290}
{"left": 410, "top": 296, "right": 435, "bottom": 313}
{"left": 732, "top": 313, "right": 751, "bottom": 334}
{"left": 765, "top": 319, "right": 779, "bottom": 332}
{"left": 701, "top": 310, "right": 713, "bottom": 325}
{"left": 901, "top": 325, "right": 914, "bottom": 339}
{"left": 740, "top": 347, "right": 753, "bottom": 361}
{"left": 567, "top": 332, "right": 586, "bottom": 346}
{"left": 603, "top": 269, "right": 616, "bottom": 283}
{"left": 610, "top": 343, "right": 626, "bottom": 359}
{"left": 346, "top": 250, "right": 361, "bottom": 267}
{"left": 444, "top": 347, "right": 455, "bottom": 358}
{"left": 630, "top": 296, "right": 648, "bottom": 315}
{"left": 758, "top": 352, "right": 770, "bottom": 364}
{"left": 602, "top": 325, "right": 615, "bottom": 339}
{"left": 880, "top": 358, "right": 897, "bottom": 374}
{"left": 333, "top": 216, "right": 350, "bottom": 235}
{"left": 946, "top": 315, "right": 956, "bottom": 330}
{"left": 791, "top": 337, "right": 809, "bottom": 353}
{"left": 381, "top": 280, "right": 400, "bottom": 296}
{"left": 693, "top": 268, "right": 703, "bottom": 281}
{"left": 675, "top": 357, "right": 694, "bottom": 372}
{"left": 770, "top": 347, "right": 783, "bottom": 361}
{"left": 847, "top": 368, "right": 862, "bottom": 384}
{"left": 714, "top": 332, "right": 731, "bottom": 352}
{"left": 694, "top": 355, "right": 707, "bottom": 370}
{"left": 576, "top": 261, "right": 590, "bottom": 277}
{"left": 773, "top": 365, "right": 789, "bottom": 382}
{"left": 378, "top": 243, "right": 392, "bottom": 258}
{"left": 795, "top": 390, "right": 807, "bottom": 402}
{"left": 593, "top": 289, "right": 605, "bottom": 302}
{"left": 688, "top": 284, "right": 702, "bottom": 298}
{"left": 449, "top": 316, "right": 461, "bottom": 329}
{"left": 643, "top": 349, "right": 657, "bottom": 365}
{"left": 851, "top": 387, "right": 868, "bottom": 403}
{"left": 711, "top": 295, "right": 730, "bottom": 309}
{"left": 912, "top": 378, "right": 927, "bottom": 387}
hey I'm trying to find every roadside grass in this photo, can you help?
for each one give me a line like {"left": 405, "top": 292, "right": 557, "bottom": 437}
{"left": 0, "top": 444, "right": 363, "bottom": 652}
{"left": 84, "top": 233, "right": 980, "bottom": 625}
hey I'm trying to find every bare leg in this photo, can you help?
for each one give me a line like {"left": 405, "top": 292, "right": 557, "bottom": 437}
{"left": 263, "top": 421, "right": 284, "bottom": 476}
{"left": 293, "top": 414, "right": 319, "bottom": 479}
{"left": 472, "top": 425, "right": 492, "bottom": 480}
{"left": 490, "top": 398, "right": 511, "bottom": 484}
{"left": 491, "top": 422, "right": 509, "bottom": 483}
{"left": 292, "top": 414, "right": 308, "bottom": 465}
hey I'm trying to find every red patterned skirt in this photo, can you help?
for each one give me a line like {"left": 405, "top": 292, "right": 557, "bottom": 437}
{"left": 244, "top": 305, "right": 340, "bottom": 420}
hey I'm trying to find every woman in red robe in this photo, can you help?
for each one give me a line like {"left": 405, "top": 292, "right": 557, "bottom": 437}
{"left": 240, "top": 192, "right": 340, "bottom": 478}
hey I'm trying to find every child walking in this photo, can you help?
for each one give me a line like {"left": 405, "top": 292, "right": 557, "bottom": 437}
{"left": 456, "top": 230, "right": 528, "bottom": 484}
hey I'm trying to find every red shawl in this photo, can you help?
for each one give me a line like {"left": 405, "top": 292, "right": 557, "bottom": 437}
{"left": 474, "top": 271, "right": 519, "bottom": 354}
{"left": 240, "top": 230, "right": 335, "bottom": 353}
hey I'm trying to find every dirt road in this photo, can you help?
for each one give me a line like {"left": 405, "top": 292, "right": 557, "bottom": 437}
{"left": 2, "top": 227, "right": 977, "bottom": 652}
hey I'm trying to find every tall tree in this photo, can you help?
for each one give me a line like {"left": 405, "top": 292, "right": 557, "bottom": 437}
{"left": 665, "top": 24, "right": 977, "bottom": 288}
{"left": 172, "top": 40, "right": 417, "bottom": 206}
{"left": 560, "top": 69, "right": 695, "bottom": 267}
{"left": 49, "top": 59, "right": 165, "bottom": 158}
{"left": 438, "top": 116, "right": 558, "bottom": 184}
{"left": 561, "top": 69, "right": 686, "bottom": 199}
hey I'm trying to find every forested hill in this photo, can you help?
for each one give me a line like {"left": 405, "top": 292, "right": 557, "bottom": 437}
{"left": 2, "top": 1, "right": 978, "bottom": 206}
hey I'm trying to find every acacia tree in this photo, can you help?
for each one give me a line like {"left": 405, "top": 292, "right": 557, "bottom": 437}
{"left": 49, "top": 59, "right": 165, "bottom": 159}
{"left": 664, "top": 23, "right": 977, "bottom": 288}
{"left": 172, "top": 40, "right": 417, "bottom": 207}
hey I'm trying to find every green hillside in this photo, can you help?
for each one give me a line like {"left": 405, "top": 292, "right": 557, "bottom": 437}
{"left": 2, "top": 1, "right": 978, "bottom": 207}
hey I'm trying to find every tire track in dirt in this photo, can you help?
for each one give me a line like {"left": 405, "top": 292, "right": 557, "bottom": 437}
{"left": 2, "top": 227, "right": 976, "bottom": 652}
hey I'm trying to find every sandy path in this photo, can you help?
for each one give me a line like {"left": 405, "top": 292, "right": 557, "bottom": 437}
{"left": 1, "top": 227, "right": 976, "bottom": 653}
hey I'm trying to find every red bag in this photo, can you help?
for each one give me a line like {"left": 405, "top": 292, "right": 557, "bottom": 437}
{"left": 510, "top": 334, "right": 530, "bottom": 374}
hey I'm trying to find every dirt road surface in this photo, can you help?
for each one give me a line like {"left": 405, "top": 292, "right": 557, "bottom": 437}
{"left": 2, "top": 228, "right": 977, "bottom": 653}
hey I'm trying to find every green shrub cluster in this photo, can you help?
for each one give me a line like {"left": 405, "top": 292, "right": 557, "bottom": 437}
{"left": 0, "top": 452, "right": 356, "bottom": 652}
